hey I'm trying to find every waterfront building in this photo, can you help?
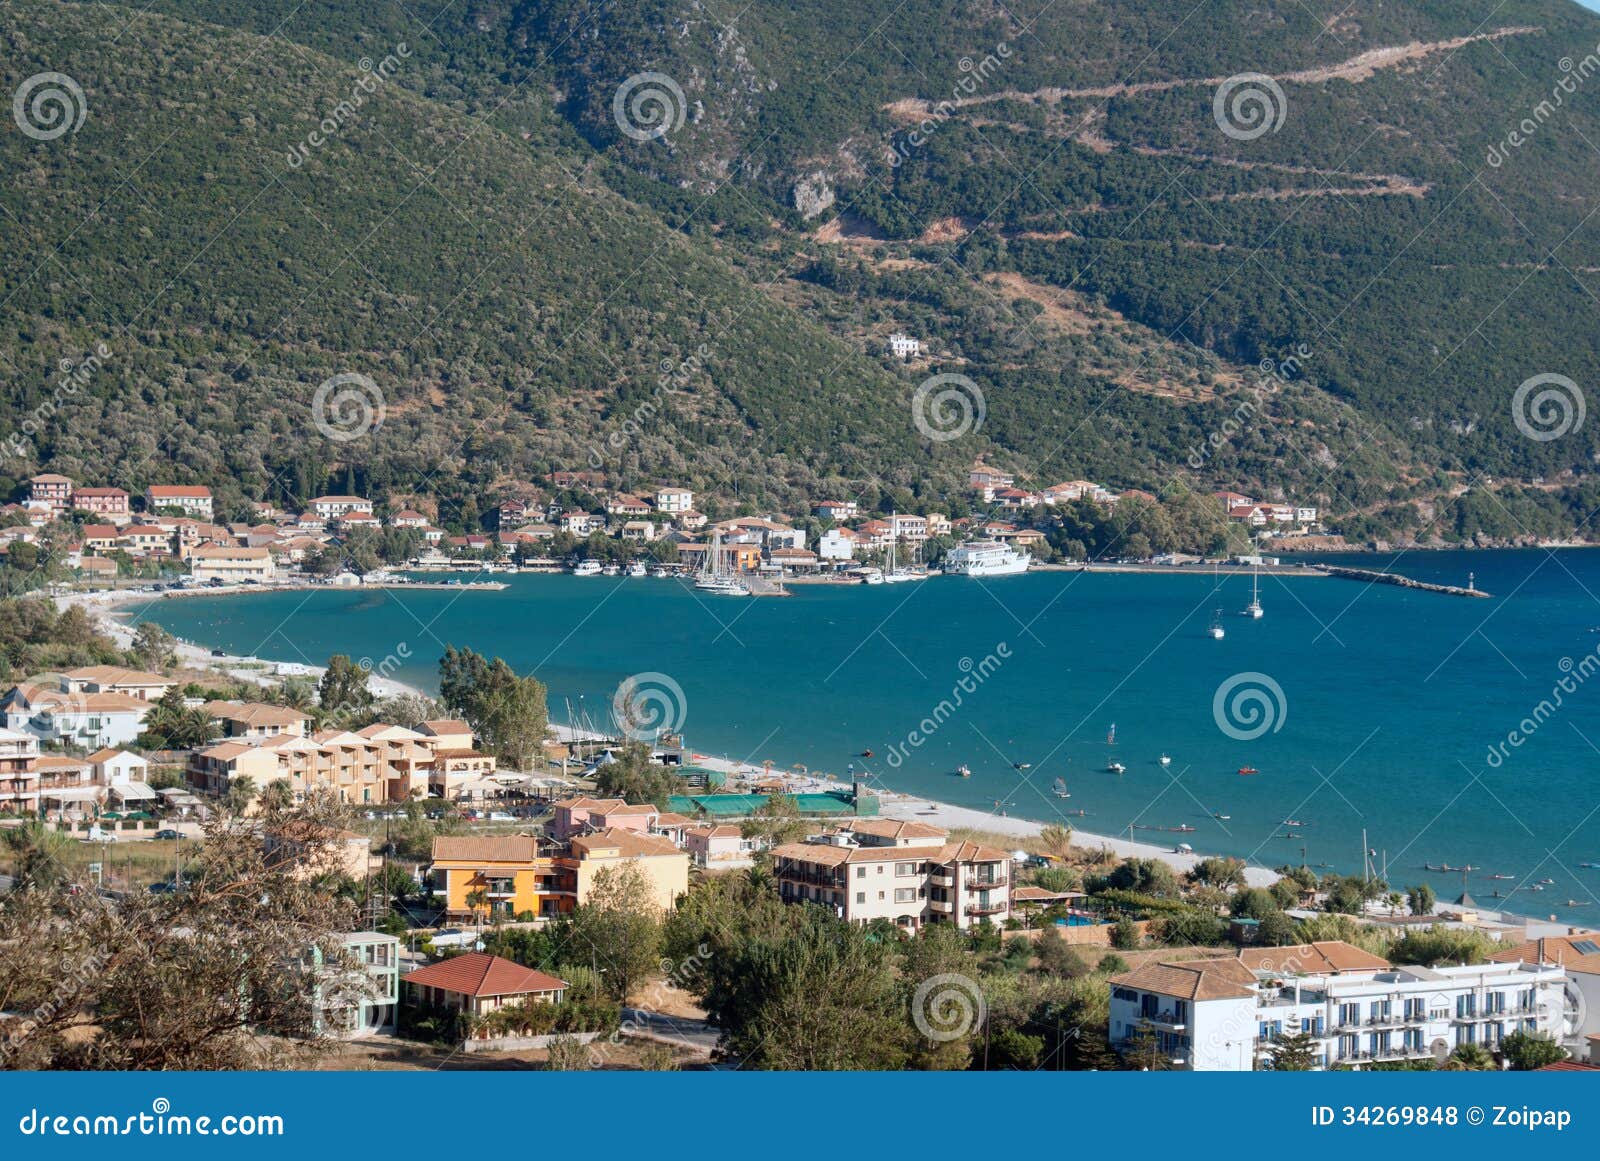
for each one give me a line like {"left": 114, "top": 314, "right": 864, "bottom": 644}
{"left": 655, "top": 487, "right": 694, "bottom": 513}
{"left": 771, "top": 819, "right": 1011, "bottom": 932}
{"left": 71, "top": 486, "right": 131, "bottom": 519}
{"left": 1108, "top": 940, "right": 1571, "bottom": 1071}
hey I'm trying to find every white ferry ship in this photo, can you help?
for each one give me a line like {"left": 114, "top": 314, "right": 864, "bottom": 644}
{"left": 944, "top": 540, "right": 1030, "bottom": 577}
{"left": 572, "top": 559, "right": 602, "bottom": 576}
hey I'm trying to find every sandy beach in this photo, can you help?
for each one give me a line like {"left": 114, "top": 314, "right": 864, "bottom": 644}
{"left": 53, "top": 587, "right": 426, "bottom": 700}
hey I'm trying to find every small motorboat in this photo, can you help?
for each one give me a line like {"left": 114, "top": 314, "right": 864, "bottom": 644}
{"left": 1538, "top": 877, "right": 1557, "bottom": 885}
{"left": 1159, "top": 753, "right": 1171, "bottom": 766}
{"left": 1566, "top": 900, "right": 1590, "bottom": 907}
{"left": 859, "top": 750, "right": 874, "bottom": 759}
{"left": 1212, "top": 812, "right": 1231, "bottom": 821}
{"left": 1489, "top": 873, "right": 1515, "bottom": 880}
{"left": 1052, "top": 777, "right": 1070, "bottom": 799}
{"left": 1106, "top": 761, "right": 1126, "bottom": 775}
{"left": 1580, "top": 861, "right": 1599, "bottom": 869}
{"left": 1282, "top": 818, "right": 1306, "bottom": 827}
{"left": 601, "top": 563, "right": 621, "bottom": 576}
{"left": 955, "top": 764, "right": 971, "bottom": 778}
{"left": 625, "top": 560, "right": 647, "bottom": 577}
{"left": 1013, "top": 762, "right": 1032, "bottom": 771}
{"left": 1237, "top": 766, "right": 1259, "bottom": 776}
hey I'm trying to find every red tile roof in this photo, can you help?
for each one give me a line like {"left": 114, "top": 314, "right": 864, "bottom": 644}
{"left": 403, "top": 953, "right": 567, "bottom": 998}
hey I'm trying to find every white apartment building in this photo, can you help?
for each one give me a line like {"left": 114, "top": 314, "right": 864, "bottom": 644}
{"left": 1109, "top": 941, "right": 1571, "bottom": 1071}
{"left": 309, "top": 495, "right": 374, "bottom": 519}
{"left": 655, "top": 487, "right": 694, "bottom": 514}
{"left": 145, "top": 485, "right": 213, "bottom": 519}
{"left": 819, "top": 528, "right": 858, "bottom": 561}
{"left": 772, "top": 819, "right": 1010, "bottom": 932}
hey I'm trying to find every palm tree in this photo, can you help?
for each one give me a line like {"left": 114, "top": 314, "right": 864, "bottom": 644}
{"left": 1443, "top": 1043, "right": 1495, "bottom": 1071}
{"left": 260, "top": 779, "right": 295, "bottom": 812}
{"left": 225, "top": 775, "right": 258, "bottom": 816}
{"left": 465, "top": 887, "right": 490, "bottom": 929}
{"left": 2, "top": 820, "right": 75, "bottom": 891}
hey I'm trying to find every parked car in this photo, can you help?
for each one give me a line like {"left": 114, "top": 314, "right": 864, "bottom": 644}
{"left": 487, "top": 811, "right": 515, "bottom": 822}
{"left": 154, "top": 829, "right": 181, "bottom": 840}
{"left": 148, "top": 881, "right": 178, "bottom": 894}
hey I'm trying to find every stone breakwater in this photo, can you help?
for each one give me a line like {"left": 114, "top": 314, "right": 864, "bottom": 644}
{"left": 1316, "top": 566, "right": 1491, "bottom": 598}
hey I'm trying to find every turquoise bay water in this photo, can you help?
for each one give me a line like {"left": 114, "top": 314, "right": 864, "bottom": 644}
{"left": 133, "top": 550, "right": 1600, "bottom": 923}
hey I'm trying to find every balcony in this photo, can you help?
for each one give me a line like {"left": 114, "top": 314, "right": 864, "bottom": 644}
{"left": 1142, "top": 1011, "right": 1189, "bottom": 1032}
{"left": 965, "top": 901, "right": 1007, "bottom": 916}
{"left": 968, "top": 876, "right": 1007, "bottom": 889}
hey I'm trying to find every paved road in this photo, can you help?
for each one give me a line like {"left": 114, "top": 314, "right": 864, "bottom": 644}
{"left": 620, "top": 1008, "right": 718, "bottom": 1054}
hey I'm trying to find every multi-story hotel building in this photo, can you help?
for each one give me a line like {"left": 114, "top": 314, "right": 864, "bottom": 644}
{"left": 1108, "top": 940, "right": 1571, "bottom": 1071}
{"left": 771, "top": 819, "right": 1011, "bottom": 932}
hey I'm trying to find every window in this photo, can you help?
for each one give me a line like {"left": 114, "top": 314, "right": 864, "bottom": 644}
{"left": 877, "top": 891, "right": 885, "bottom": 901}
{"left": 1339, "top": 1002, "right": 1359, "bottom": 1027}
{"left": 894, "top": 888, "right": 917, "bottom": 903}
{"left": 856, "top": 867, "right": 866, "bottom": 879}
{"left": 855, "top": 892, "right": 865, "bottom": 904}
{"left": 895, "top": 862, "right": 917, "bottom": 876}
{"left": 1112, "top": 987, "right": 1138, "bottom": 1003}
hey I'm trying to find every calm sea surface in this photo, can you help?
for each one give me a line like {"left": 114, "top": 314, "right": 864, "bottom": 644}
{"left": 131, "top": 549, "right": 1600, "bottom": 923}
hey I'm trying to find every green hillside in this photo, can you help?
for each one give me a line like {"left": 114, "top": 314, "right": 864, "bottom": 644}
{"left": 7, "top": 0, "right": 1600, "bottom": 543}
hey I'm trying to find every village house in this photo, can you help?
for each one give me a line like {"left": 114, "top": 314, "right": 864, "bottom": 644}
{"left": 145, "top": 484, "right": 213, "bottom": 519}
{"left": 620, "top": 520, "right": 656, "bottom": 541}
{"left": 64, "top": 666, "right": 175, "bottom": 701}
{"left": 815, "top": 500, "right": 859, "bottom": 521}
{"left": 2, "top": 680, "right": 154, "bottom": 749}
{"left": 819, "top": 527, "right": 860, "bottom": 561}
{"left": 80, "top": 525, "right": 121, "bottom": 552}
{"left": 685, "top": 823, "right": 763, "bottom": 868}
{"left": 27, "top": 473, "right": 74, "bottom": 511}
{"left": 674, "top": 510, "right": 707, "bottom": 531}
{"left": 189, "top": 544, "right": 276, "bottom": 583}
{"left": 885, "top": 332, "right": 922, "bottom": 359}
{"left": 0, "top": 727, "right": 42, "bottom": 814}
{"left": 403, "top": 953, "right": 567, "bottom": 1018}
{"left": 968, "top": 463, "right": 1015, "bottom": 497}
{"left": 771, "top": 819, "right": 1011, "bottom": 933}
{"left": 605, "top": 494, "right": 652, "bottom": 518}
{"left": 654, "top": 487, "right": 694, "bottom": 514}
{"left": 71, "top": 486, "right": 131, "bottom": 519}
{"left": 389, "top": 509, "right": 429, "bottom": 528}
{"left": 309, "top": 495, "right": 373, "bottom": 520}
{"left": 201, "top": 700, "right": 312, "bottom": 739}
{"left": 75, "top": 556, "right": 116, "bottom": 580}
{"left": 559, "top": 512, "right": 605, "bottom": 536}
